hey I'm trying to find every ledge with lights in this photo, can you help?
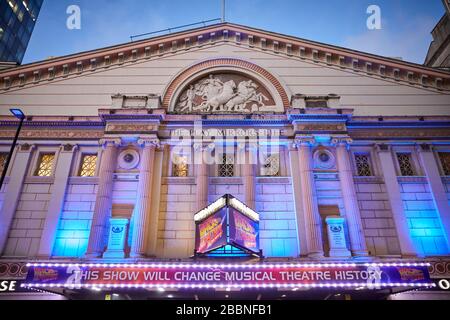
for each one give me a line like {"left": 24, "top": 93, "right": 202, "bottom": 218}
{"left": 21, "top": 262, "right": 435, "bottom": 291}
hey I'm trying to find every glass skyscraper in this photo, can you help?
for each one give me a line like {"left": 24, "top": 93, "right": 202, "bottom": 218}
{"left": 0, "top": 0, "right": 43, "bottom": 64}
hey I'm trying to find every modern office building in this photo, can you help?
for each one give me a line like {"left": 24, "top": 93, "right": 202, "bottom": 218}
{"left": 425, "top": 0, "right": 450, "bottom": 69}
{"left": 0, "top": 0, "right": 43, "bottom": 64}
{"left": 0, "top": 22, "right": 449, "bottom": 300}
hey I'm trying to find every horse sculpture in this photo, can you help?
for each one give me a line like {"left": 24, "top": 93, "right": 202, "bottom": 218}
{"left": 225, "top": 80, "right": 269, "bottom": 112}
{"left": 195, "top": 80, "right": 237, "bottom": 112}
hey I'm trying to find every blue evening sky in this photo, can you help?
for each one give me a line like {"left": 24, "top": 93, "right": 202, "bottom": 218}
{"left": 23, "top": 0, "right": 446, "bottom": 64}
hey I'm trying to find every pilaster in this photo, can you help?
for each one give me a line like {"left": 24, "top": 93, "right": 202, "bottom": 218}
{"left": 38, "top": 144, "right": 78, "bottom": 258}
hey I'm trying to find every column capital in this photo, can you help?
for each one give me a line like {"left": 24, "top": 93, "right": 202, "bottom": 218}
{"left": 415, "top": 143, "right": 433, "bottom": 153}
{"left": 137, "top": 138, "right": 160, "bottom": 148}
{"left": 59, "top": 144, "right": 78, "bottom": 153}
{"left": 99, "top": 138, "right": 122, "bottom": 149}
{"left": 293, "top": 136, "right": 316, "bottom": 148}
{"left": 375, "top": 143, "right": 392, "bottom": 152}
{"left": 331, "top": 136, "right": 353, "bottom": 148}
{"left": 18, "top": 143, "right": 35, "bottom": 152}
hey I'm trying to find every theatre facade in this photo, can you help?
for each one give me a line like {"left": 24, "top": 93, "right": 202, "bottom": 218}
{"left": 0, "top": 23, "right": 450, "bottom": 300}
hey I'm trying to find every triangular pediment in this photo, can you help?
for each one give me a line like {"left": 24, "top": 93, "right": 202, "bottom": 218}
{"left": 0, "top": 22, "right": 449, "bottom": 93}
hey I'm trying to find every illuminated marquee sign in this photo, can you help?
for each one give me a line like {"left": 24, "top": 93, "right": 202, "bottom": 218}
{"left": 194, "top": 195, "right": 260, "bottom": 255}
{"left": 22, "top": 263, "right": 434, "bottom": 290}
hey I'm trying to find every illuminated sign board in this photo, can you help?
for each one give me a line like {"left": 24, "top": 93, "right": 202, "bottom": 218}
{"left": 22, "top": 263, "right": 434, "bottom": 290}
{"left": 195, "top": 207, "right": 227, "bottom": 254}
{"left": 194, "top": 195, "right": 260, "bottom": 255}
{"left": 0, "top": 280, "right": 30, "bottom": 293}
{"left": 229, "top": 207, "right": 259, "bottom": 253}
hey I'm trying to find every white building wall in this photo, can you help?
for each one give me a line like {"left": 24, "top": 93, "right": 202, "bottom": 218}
{"left": 354, "top": 181, "right": 401, "bottom": 256}
{"left": 52, "top": 182, "right": 98, "bottom": 257}
{"left": 157, "top": 181, "right": 196, "bottom": 258}
{"left": 400, "top": 181, "right": 449, "bottom": 256}
{"left": 3, "top": 182, "right": 51, "bottom": 257}
{"left": 255, "top": 180, "right": 298, "bottom": 257}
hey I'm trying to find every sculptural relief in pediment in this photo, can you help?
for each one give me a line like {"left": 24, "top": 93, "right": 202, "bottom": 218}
{"left": 173, "top": 73, "right": 281, "bottom": 114}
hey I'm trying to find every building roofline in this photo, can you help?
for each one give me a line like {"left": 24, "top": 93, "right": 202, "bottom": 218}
{"left": 1, "top": 22, "right": 449, "bottom": 92}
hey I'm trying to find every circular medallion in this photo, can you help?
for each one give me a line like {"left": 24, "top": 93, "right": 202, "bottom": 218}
{"left": 118, "top": 149, "right": 140, "bottom": 170}
{"left": 313, "top": 149, "right": 336, "bottom": 170}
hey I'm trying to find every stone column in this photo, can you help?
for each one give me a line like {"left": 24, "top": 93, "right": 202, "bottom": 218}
{"left": 417, "top": 144, "right": 450, "bottom": 248}
{"left": 38, "top": 144, "right": 77, "bottom": 258}
{"left": 288, "top": 144, "right": 307, "bottom": 256}
{"left": 376, "top": 144, "right": 416, "bottom": 257}
{"left": 130, "top": 138, "right": 159, "bottom": 258}
{"left": 0, "top": 144, "right": 34, "bottom": 254}
{"left": 241, "top": 144, "right": 257, "bottom": 210}
{"left": 85, "top": 138, "right": 120, "bottom": 258}
{"left": 296, "top": 137, "right": 324, "bottom": 258}
{"left": 193, "top": 143, "right": 210, "bottom": 212}
{"left": 333, "top": 138, "right": 369, "bottom": 257}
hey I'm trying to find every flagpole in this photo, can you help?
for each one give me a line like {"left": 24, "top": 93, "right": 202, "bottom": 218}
{"left": 222, "top": 0, "right": 226, "bottom": 22}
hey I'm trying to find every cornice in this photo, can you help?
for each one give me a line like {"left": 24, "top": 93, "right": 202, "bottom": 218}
{"left": 348, "top": 120, "right": 450, "bottom": 129}
{"left": 289, "top": 113, "right": 351, "bottom": 122}
{"left": 0, "top": 120, "right": 104, "bottom": 127}
{"left": 0, "top": 23, "right": 448, "bottom": 93}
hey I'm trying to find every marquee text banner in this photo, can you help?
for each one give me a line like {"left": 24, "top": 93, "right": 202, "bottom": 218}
{"left": 23, "top": 264, "right": 432, "bottom": 287}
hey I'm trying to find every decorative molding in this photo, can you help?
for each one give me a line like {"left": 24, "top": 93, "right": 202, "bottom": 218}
{"left": 105, "top": 123, "right": 158, "bottom": 134}
{"left": 68, "top": 177, "right": 100, "bottom": 185}
{"left": 256, "top": 177, "right": 291, "bottom": 184}
{"left": 417, "top": 143, "right": 432, "bottom": 152}
{"left": 111, "top": 94, "right": 162, "bottom": 109}
{"left": 353, "top": 176, "right": 384, "bottom": 184}
{"left": 99, "top": 138, "right": 122, "bottom": 148}
{"left": 163, "top": 177, "right": 196, "bottom": 185}
{"left": 137, "top": 138, "right": 161, "bottom": 148}
{"left": 24, "top": 177, "right": 55, "bottom": 184}
{"left": 0, "top": 262, "right": 28, "bottom": 280}
{"left": 331, "top": 136, "right": 353, "bottom": 146}
{"left": 162, "top": 58, "right": 291, "bottom": 109}
{"left": 60, "top": 144, "right": 78, "bottom": 152}
{"left": 375, "top": 143, "right": 391, "bottom": 152}
{"left": 1, "top": 23, "right": 447, "bottom": 92}
{"left": 172, "top": 73, "right": 281, "bottom": 114}
{"left": 293, "top": 136, "right": 317, "bottom": 148}
{"left": 296, "top": 123, "right": 347, "bottom": 132}
{"left": 397, "top": 176, "right": 427, "bottom": 183}
{"left": 428, "top": 260, "right": 450, "bottom": 279}
{"left": 19, "top": 143, "right": 34, "bottom": 152}
{"left": 350, "top": 128, "right": 450, "bottom": 140}
{"left": 209, "top": 177, "right": 243, "bottom": 184}
{"left": 0, "top": 129, "right": 104, "bottom": 140}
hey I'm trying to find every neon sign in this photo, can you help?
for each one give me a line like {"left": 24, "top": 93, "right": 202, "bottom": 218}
{"left": 22, "top": 262, "right": 435, "bottom": 290}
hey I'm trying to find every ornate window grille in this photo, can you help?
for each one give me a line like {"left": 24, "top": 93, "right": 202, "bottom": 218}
{"left": 172, "top": 155, "right": 189, "bottom": 177}
{"left": 438, "top": 152, "right": 450, "bottom": 176}
{"left": 35, "top": 153, "right": 55, "bottom": 177}
{"left": 0, "top": 153, "right": 7, "bottom": 174}
{"left": 396, "top": 153, "right": 415, "bottom": 176}
{"left": 218, "top": 154, "right": 234, "bottom": 177}
{"left": 354, "top": 154, "right": 373, "bottom": 176}
{"left": 261, "top": 154, "right": 280, "bottom": 176}
{"left": 79, "top": 154, "right": 98, "bottom": 177}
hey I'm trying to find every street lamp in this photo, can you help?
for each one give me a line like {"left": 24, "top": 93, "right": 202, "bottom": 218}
{"left": 0, "top": 109, "right": 26, "bottom": 190}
